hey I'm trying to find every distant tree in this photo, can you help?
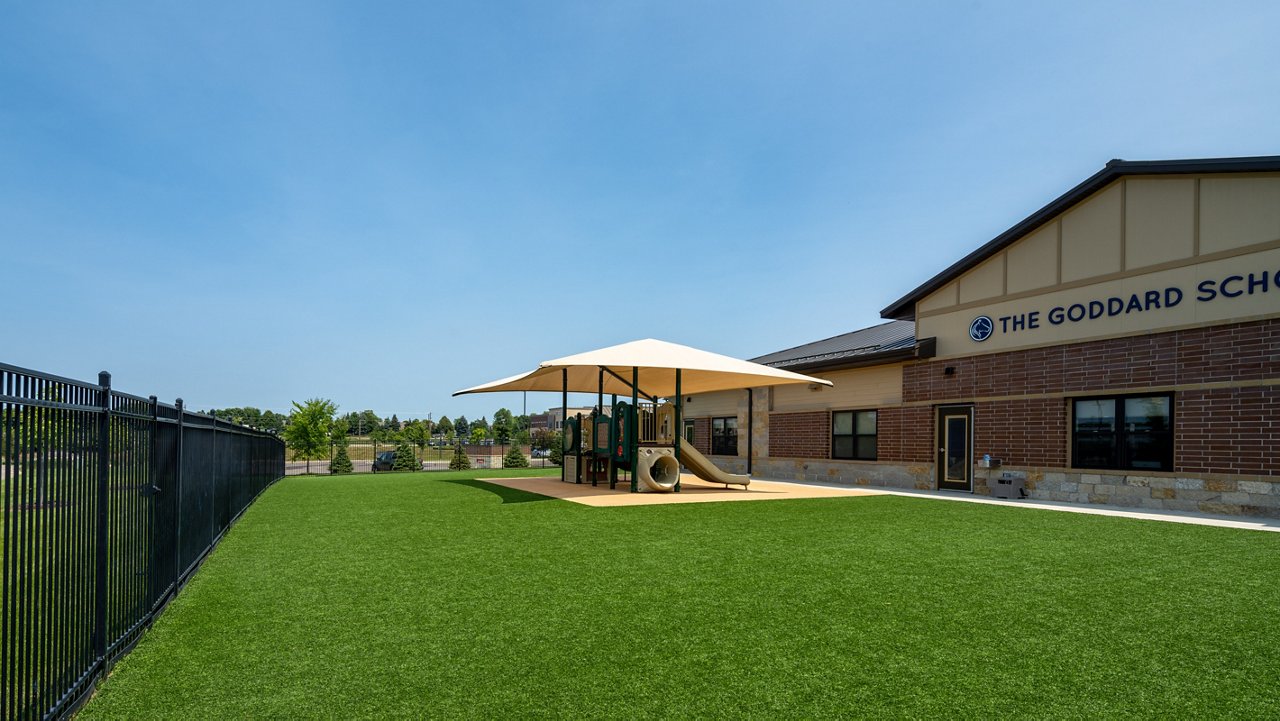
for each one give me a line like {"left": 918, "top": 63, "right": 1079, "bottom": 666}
{"left": 330, "top": 445, "right": 353, "bottom": 474}
{"left": 531, "top": 428, "right": 557, "bottom": 451}
{"left": 403, "top": 420, "right": 430, "bottom": 458}
{"left": 283, "top": 398, "right": 336, "bottom": 474}
{"left": 473, "top": 416, "right": 489, "bottom": 433}
{"left": 454, "top": 415, "right": 470, "bottom": 438}
{"left": 470, "top": 427, "right": 488, "bottom": 444}
{"left": 502, "top": 445, "right": 529, "bottom": 468}
{"left": 387, "top": 414, "right": 401, "bottom": 431}
{"left": 209, "top": 407, "right": 264, "bottom": 428}
{"left": 435, "top": 416, "right": 453, "bottom": 441}
{"left": 492, "top": 408, "right": 514, "bottom": 444}
{"left": 515, "top": 429, "right": 531, "bottom": 446}
{"left": 449, "top": 443, "right": 471, "bottom": 470}
{"left": 331, "top": 417, "right": 350, "bottom": 446}
{"left": 350, "top": 410, "right": 381, "bottom": 437}
{"left": 392, "top": 440, "right": 418, "bottom": 471}
{"left": 549, "top": 435, "right": 563, "bottom": 466}
{"left": 260, "top": 410, "right": 287, "bottom": 435}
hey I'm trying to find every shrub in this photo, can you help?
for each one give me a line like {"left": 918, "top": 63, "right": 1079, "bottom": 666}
{"left": 392, "top": 441, "right": 418, "bottom": 471}
{"left": 549, "top": 442, "right": 563, "bottom": 466}
{"left": 503, "top": 446, "right": 528, "bottom": 468}
{"left": 330, "top": 445, "right": 354, "bottom": 475}
{"left": 449, "top": 443, "right": 471, "bottom": 470}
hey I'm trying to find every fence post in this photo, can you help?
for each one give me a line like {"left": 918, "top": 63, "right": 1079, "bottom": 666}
{"left": 94, "top": 371, "right": 111, "bottom": 664}
{"left": 174, "top": 399, "right": 184, "bottom": 579}
{"left": 148, "top": 395, "right": 159, "bottom": 607}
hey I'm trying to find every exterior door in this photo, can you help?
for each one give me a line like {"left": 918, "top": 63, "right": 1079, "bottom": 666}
{"left": 936, "top": 406, "right": 973, "bottom": 491}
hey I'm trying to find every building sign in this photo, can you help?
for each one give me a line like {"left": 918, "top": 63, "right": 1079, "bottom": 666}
{"left": 969, "top": 270, "right": 1278, "bottom": 341}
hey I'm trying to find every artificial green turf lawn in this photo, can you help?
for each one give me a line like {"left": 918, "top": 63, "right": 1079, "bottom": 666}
{"left": 80, "top": 470, "right": 1280, "bottom": 719}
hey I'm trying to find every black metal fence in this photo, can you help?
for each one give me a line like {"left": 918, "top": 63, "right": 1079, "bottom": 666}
{"left": 0, "top": 362, "right": 285, "bottom": 720}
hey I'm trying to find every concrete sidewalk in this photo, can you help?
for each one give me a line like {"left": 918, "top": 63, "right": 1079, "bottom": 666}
{"left": 775, "top": 479, "right": 1280, "bottom": 533}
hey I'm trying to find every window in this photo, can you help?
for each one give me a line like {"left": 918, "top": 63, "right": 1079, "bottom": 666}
{"left": 832, "top": 410, "right": 877, "bottom": 460}
{"left": 683, "top": 419, "right": 696, "bottom": 445}
{"left": 711, "top": 417, "right": 737, "bottom": 456}
{"left": 1072, "top": 394, "right": 1173, "bottom": 471}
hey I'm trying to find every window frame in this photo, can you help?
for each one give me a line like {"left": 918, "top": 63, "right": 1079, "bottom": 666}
{"left": 710, "top": 416, "right": 738, "bottom": 456}
{"left": 831, "top": 409, "right": 877, "bottom": 461}
{"left": 1071, "top": 392, "right": 1175, "bottom": 472}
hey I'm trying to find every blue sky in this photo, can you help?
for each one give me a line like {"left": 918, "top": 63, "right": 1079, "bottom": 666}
{"left": 3, "top": 1, "right": 1278, "bottom": 422}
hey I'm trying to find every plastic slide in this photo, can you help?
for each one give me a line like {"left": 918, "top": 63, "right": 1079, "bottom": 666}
{"left": 677, "top": 442, "right": 750, "bottom": 488}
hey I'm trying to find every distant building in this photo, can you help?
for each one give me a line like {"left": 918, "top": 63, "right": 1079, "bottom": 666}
{"left": 530, "top": 407, "right": 599, "bottom": 431}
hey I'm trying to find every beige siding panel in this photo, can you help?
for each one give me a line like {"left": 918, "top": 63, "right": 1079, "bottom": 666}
{"left": 918, "top": 245, "right": 1280, "bottom": 357}
{"left": 1125, "top": 178, "right": 1195, "bottom": 270}
{"left": 1200, "top": 176, "right": 1280, "bottom": 254}
{"left": 958, "top": 252, "right": 1006, "bottom": 304}
{"left": 1006, "top": 222, "right": 1060, "bottom": 294}
{"left": 918, "top": 280, "right": 959, "bottom": 314}
{"left": 1061, "top": 183, "right": 1123, "bottom": 283}
{"left": 683, "top": 389, "right": 743, "bottom": 418}
{"left": 771, "top": 364, "right": 903, "bottom": 412}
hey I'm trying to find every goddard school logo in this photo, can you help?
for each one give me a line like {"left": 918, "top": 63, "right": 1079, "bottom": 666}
{"left": 969, "top": 316, "right": 994, "bottom": 342}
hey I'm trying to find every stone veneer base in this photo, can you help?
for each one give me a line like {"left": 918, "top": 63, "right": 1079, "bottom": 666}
{"left": 741, "top": 458, "right": 1280, "bottom": 519}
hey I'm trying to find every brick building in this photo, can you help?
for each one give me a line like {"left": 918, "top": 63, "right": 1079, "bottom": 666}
{"left": 684, "top": 156, "right": 1280, "bottom": 518}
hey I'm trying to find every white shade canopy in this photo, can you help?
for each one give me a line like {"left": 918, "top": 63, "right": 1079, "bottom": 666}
{"left": 454, "top": 338, "right": 834, "bottom": 399}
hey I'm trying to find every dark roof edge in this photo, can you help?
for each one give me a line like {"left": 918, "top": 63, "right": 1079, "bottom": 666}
{"left": 878, "top": 155, "right": 1280, "bottom": 321}
{"left": 769, "top": 337, "right": 936, "bottom": 373}
{"left": 748, "top": 320, "right": 907, "bottom": 363}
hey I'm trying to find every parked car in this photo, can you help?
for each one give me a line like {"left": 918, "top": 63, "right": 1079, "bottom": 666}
{"left": 372, "top": 450, "right": 396, "bottom": 471}
{"left": 531, "top": 449, "right": 550, "bottom": 458}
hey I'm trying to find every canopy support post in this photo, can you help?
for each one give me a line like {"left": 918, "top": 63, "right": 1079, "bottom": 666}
{"left": 610, "top": 393, "right": 618, "bottom": 489}
{"left": 674, "top": 369, "right": 682, "bottom": 493}
{"left": 574, "top": 412, "right": 583, "bottom": 484}
{"left": 561, "top": 368, "right": 567, "bottom": 484}
{"left": 594, "top": 367, "right": 604, "bottom": 487}
{"left": 630, "top": 366, "right": 639, "bottom": 493}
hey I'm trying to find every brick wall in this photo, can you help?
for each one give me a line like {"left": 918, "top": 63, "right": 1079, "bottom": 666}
{"left": 1176, "top": 386, "right": 1280, "bottom": 476}
{"left": 876, "top": 406, "right": 933, "bottom": 463}
{"left": 692, "top": 417, "right": 710, "bottom": 455}
{"left": 903, "top": 317, "right": 1280, "bottom": 477}
{"left": 973, "top": 398, "right": 1068, "bottom": 468}
{"left": 768, "top": 411, "right": 829, "bottom": 459}
{"left": 904, "top": 317, "right": 1280, "bottom": 402}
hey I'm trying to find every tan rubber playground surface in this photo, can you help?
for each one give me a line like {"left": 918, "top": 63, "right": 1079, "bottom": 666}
{"left": 475, "top": 473, "right": 883, "bottom": 506}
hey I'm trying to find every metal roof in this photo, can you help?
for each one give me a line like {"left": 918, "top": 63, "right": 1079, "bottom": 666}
{"left": 880, "top": 155, "right": 1280, "bottom": 321}
{"left": 751, "top": 321, "right": 918, "bottom": 371}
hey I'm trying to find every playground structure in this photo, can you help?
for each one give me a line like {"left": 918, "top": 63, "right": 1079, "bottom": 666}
{"left": 562, "top": 395, "right": 750, "bottom": 493}
{"left": 454, "top": 339, "right": 831, "bottom": 493}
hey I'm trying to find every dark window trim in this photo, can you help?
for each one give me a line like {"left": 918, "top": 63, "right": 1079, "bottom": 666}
{"left": 711, "top": 416, "right": 738, "bottom": 456}
{"left": 832, "top": 409, "right": 877, "bottom": 461}
{"left": 1071, "top": 392, "right": 1175, "bottom": 472}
